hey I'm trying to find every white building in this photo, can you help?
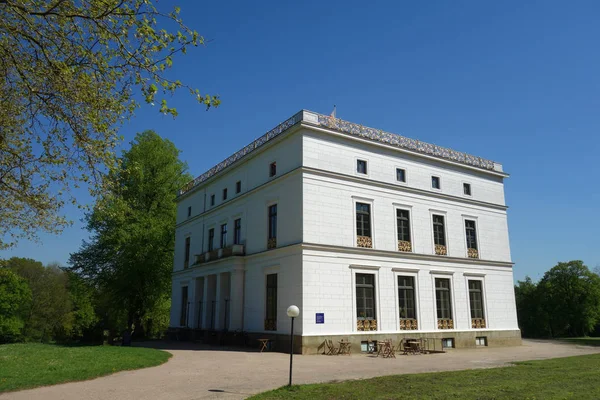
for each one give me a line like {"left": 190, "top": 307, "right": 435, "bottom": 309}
{"left": 170, "top": 110, "right": 520, "bottom": 353}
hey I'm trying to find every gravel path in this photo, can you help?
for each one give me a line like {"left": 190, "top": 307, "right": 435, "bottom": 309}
{"left": 3, "top": 339, "right": 599, "bottom": 400}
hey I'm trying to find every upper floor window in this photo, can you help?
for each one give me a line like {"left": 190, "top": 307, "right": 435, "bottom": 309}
{"left": 187, "top": 206, "right": 192, "bottom": 218}
{"left": 432, "top": 176, "right": 441, "bottom": 189}
{"left": 184, "top": 237, "right": 190, "bottom": 269}
{"left": 220, "top": 223, "right": 228, "bottom": 248}
{"left": 236, "top": 181, "right": 242, "bottom": 194}
{"left": 222, "top": 188, "right": 228, "bottom": 200}
{"left": 396, "top": 209, "right": 411, "bottom": 252}
{"left": 396, "top": 168, "right": 406, "bottom": 183}
{"left": 463, "top": 183, "right": 472, "bottom": 196}
{"left": 465, "top": 220, "right": 479, "bottom": 259}
{"left": 357, "top": 159, "right": 367, "bottom": 174}
{"left": 356, "top": 203, "right": 372, "bottom": 248}
{"left": 433, "top": 214, "right": 447, "bottom": 255}
{"left": 210, "top": 194, "right": 215, "bottom": 206}
{"left": 208, "top": 228, "right": 215, "bottom": 251}
{"left": 269, "top": 162, "right": 277, "bottom": 177}
{"left": 267, "top": 204, "right": 277, "bottom": 249}
{"left": 234, "top": 218, "right": 242, "bottom": 245}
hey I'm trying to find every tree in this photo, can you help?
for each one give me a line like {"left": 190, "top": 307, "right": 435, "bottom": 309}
{"left": 514, "top": 276, "right": 550, "bottom": 338}
{"left": 4, "top": 257, "right": 72, "bottom": 341}
{"left": 62, "top": 270, "right": 98, "bottom": 340}
{"left": 70, "top": 131, "right": 190, "bottom": 338}
{"left": 0, "top": 268, "right": 32, "bottom": 343}
{"left": 0, "top": 0, "right": 219, "bottom": 249}
{"left": 537, "top": 261, "right": 600, "bottom": 337}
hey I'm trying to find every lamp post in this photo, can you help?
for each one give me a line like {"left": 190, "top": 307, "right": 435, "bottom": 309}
{"left": 286, "top": 305, "right": 300, "bottom": 386}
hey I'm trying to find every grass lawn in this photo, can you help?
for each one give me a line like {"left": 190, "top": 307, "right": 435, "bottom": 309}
{"left": 0, "top": 343, "right": 171, "bottom": 393}
{"left": 558, "top": 337, "right": 600, "bottom": 347}
{"left": 250, "top": 354, "right": 600, "bottom": 400}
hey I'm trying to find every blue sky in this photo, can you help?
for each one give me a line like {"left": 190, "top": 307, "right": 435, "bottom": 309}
{"left": 2, "top": 0, "right": 598, "bottom": 281}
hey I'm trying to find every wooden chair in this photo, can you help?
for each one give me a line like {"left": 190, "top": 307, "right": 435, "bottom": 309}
{"left": 325, "top": 339, "right": 339, "bottom": 355}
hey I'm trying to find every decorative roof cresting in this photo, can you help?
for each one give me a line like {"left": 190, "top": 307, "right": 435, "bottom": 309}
{"left": 178, "top": 110, "right": 499, "bottom": 196}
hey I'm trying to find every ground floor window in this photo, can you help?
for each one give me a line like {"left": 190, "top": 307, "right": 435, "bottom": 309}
{"left": 356, "top": 273, "right": 377, "bottom": 331}
{"left": 265, "top": 274, "right": 277, "bottom": 331}
{"left": 435, "top": 278, "right": 454, "bottom": 329}
{"left": 180, "top": 286, "right": 188, "bottom": 327}
{"left": 398, "top": 275, "right": 418, "bottom": 330}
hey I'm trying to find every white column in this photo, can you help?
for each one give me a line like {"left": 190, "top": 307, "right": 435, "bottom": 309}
{"left": 214, "top": 273, "right": 222, "bottom": 330}
{"left": 229, "top": 267, "right": 245, "bottom": 330}
{"left": 201, "top": 276, "right": 210, "bottom": 329}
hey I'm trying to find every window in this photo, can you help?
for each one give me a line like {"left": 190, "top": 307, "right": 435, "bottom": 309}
{"left": 220, "top": 223, "right": 227, "bottom": 248}
{"left": 465, "top": 220, "right": 479, "bottom": 258}
{"left": 442, "top": 338, "right": 455, "bottom": 349}
{"left": 236, "top": 181, "right": 241, "bottom": 194}
{"left": 463, "top": 183, "right": 472, "bottom": 196}
{"left": 265, "top": 274, "right": 277, "bottom": 330}
{"left": 356, "top": 273, "right": 376, "bottom": 320}
{"left": 269, "top": 162, "right": 277, "bottom": 177}
{"left": 469, "top": 280, "right": 485, "bottom": 320}
{"left": 398, "top": 276, "right": 416, "bottom": 320}
{"left": 433, "top": 215, "right": 446, "bottom": 255}
{"left": 187, "top": 206, "right": 192, "bottom": 218}
{"left": 268, "top": 204, "right": 277, "bottom": 249}
{"left": 432, "top": 176, "right": 441, "bottom": 189}
{"left": 357, "top": 159, "right": 367, "bottom": 174}
{"left": 208, "top": 228, "right": 215, "bottom": 251}
{"left": 234, "top": 218, "right": 242, "bottom": 245}
{"left": 184, "top": 237, "right": 190, "bottom": 268}
{"left": 222, "top": 188, "right": 228, "bottom": 200}
{"left": 356, "top": 203, "right": 371, "bottom": 237}
{"left": 210, "top": 194, "right": 215, "bottom": 206}
{"left": 435, "top": 278, "right": 453, "bottom": 321}
{"left": 396, "top": 209, "right": 411, "bottom": 251}
{"left": 476, "top": 336, "right": 487, "bottom": 346}
{"left": 396, "top": 168, "right": 406, "bottom": 182}
{"left": 180, "top": 286, "right": 188, "bottom": 326}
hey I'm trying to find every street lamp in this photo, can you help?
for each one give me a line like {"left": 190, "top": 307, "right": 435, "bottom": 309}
{"left": 286, "top": 305, "right": 300, "bottom": 386}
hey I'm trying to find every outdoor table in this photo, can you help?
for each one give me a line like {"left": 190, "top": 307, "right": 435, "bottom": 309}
{"left": 258, "top": 338, "right": 271, "bottom": 353}
{"left": 406, "top": 340, "right": 421, "bottom": 354}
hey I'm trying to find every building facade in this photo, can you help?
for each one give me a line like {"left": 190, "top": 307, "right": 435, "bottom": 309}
{"left": 170, "top": 110, "right": 520, "bottom": 354}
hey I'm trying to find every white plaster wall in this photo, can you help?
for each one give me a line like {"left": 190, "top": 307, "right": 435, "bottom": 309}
{"left": 303, "top": 172, "right": 511, "bottom": 262}
{"left": 301, "top": 249, "right": 519, "bottom": 336}
{"left": 302, "top": 130, "right": 506, "bottom": 206}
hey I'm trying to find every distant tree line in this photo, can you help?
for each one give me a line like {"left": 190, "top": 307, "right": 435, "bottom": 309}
{"left": 515, "top": 260, "right": 600, "bottom": 338}
{"left": 0, "top": 131, "right": 189, "bottom": 344}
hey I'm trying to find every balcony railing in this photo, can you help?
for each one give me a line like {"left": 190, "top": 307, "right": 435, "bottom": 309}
{"left": 357, "top": 235, "right": 373, "bottom": 248}
{"left": 399, "top": 318, "right": 418, "bottom": 330}
{"left": 468, "top": 248, "right": 479, "bottom": 259}
{"left": 264, "top": 318, "right": 277, "bottom": 331}
{"left": 472, "top": 318, "right": 486, "bottom": 329}
{"left": 437, "top": 318, "right": 454, "bottom": 329}
{"left": 193, "top": 244, "right": 245, "bottom": 266}
{"left": 357, "top": 319, "right": 377, "bottom": 331}
{"left": 397, "top": 240, "right": 412, "bottom": 252}
{"left": 435, "top": 244, "right": 447, "bottom": 255}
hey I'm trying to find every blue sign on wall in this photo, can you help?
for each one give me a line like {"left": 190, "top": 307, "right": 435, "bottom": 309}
{"left": 316, "top": 313, "right": 325, "bottom": 324}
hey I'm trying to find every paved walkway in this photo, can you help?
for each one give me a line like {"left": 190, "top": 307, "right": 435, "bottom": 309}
{"left": 3, "top": 340, "right": 600, "bottom": 400}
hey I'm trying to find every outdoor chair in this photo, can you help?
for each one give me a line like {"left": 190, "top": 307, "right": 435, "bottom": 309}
{"left": 325, "top": 339, "right": 339, "bottom": 355}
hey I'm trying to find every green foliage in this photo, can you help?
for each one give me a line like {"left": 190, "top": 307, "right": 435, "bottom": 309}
{"left": 249, "top": 354, "right": 600, "bottom": 400}
{"left": 0, "top": 343, "right": 171, "bottom": 393}
{"left": 515, "top": 260, "right": 600, "bottom": 338}
{"left": 70, "top": 131, "right": 190, "bottom": 338}
{"left": 4, "top": 258, "right": 72, "bottom": 342}
{"left": 0, "top": 0, "right": 219, "bottom": 250}
{"left": 0, "top": 269, "right": 32, "bottom": 343}
{"left": 62, "top": 271, "right": 99, "bottom": 340}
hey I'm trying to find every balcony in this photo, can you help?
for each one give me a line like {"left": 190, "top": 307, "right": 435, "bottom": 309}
{"left": 357, "top": 235, "right": 373, "bottom": 248}
{"left": 357, "top": 319, "right": 377, "bottom": 331}
{"left": 472, "top": 318, "right": 486, "bottom": 329}
{"left": 468, "top": 248, "right": 479, "bottom": 259}
{"left": 437, "top": 318, "right": 454, "bottom": 329}
{"left": 435, "top": 244, "right": 447, "bottom": 256}
{"left": 399, "top": 318, "right": 418, "bottom": 330}
{"left": 397, "top": 240, "right": 412, "bottom": 252}
{"left": 193, "top": 244, "right": 245, "bottom": 265}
